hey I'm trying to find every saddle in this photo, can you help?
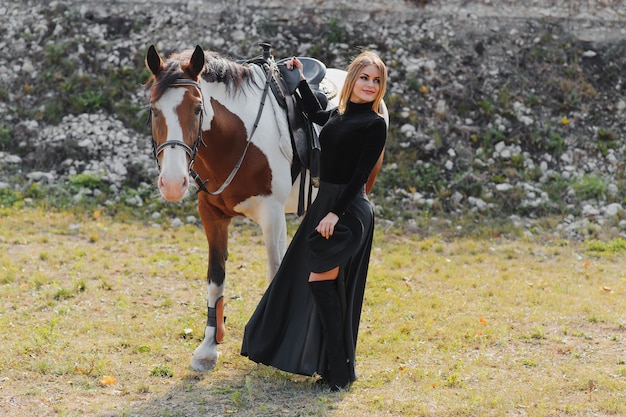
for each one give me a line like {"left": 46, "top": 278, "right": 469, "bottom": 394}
{"left": 241, "top": 43, "right": 336, "bottom": 215}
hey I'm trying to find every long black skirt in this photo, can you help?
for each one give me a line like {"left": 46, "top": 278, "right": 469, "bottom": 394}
{"left": 240, "top": 181, "right": 374, "bottom": 382}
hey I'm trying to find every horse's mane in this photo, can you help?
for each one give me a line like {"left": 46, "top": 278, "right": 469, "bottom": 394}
{"left": 149, "top": 49, "right": 255, "bottom": 101}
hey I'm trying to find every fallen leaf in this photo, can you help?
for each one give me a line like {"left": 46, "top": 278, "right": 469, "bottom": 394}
{"left": 100, "top": 375, "right": 117, "bottom": 386}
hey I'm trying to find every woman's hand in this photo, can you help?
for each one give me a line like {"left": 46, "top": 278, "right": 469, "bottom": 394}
{"left": 284, "top": 57, "right": 306, "bottom": 81}
{"left": 315, "top": 212, "right": 339, "bottom": 239}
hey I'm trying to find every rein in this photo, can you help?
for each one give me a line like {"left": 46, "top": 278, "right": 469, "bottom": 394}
{"left": 149, "top": 64, "right": 273, "bottom": 196}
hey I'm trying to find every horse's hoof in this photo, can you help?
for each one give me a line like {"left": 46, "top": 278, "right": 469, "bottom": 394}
{"left": 191, "top": 351, "right": 220, "bottom": 372}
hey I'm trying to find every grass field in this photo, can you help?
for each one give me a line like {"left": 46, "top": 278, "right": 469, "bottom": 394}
{"left": 0, "top": 208, "right": 624, "bottom": 416}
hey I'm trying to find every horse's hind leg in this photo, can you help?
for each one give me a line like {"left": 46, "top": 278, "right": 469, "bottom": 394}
{"left": 192, "top": 215, "right": 230, "bottom": 372}
{"left": 257, "top": 199, "right": 288, "bottom": 281}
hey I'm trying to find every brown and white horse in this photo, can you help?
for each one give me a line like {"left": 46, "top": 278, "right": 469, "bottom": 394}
{"left": 145, "top": 44, "right": 386, "bottom": 371}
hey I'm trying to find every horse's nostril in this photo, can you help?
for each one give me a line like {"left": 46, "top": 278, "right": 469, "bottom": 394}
{"left": 182, "top": 176, "right": 188, "bottom": 188}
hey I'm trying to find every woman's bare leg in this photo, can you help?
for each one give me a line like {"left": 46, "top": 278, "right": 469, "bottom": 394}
{"left": 309, "top": 266, "right": 339, "bottom": 282}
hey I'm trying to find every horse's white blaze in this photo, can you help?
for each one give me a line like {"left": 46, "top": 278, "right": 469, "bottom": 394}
{"left": 156, "top": 89, "right": 191, "bottom": 201}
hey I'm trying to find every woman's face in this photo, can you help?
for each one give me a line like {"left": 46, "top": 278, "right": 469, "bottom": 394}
{"left": 350, "top": 64, "right": 381, "bottom": 104}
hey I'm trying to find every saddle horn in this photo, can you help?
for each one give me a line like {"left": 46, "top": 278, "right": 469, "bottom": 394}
{"left": 259, "top": 42, "right": 272, "bottom": 61}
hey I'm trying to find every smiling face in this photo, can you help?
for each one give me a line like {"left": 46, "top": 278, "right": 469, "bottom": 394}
{"left": 336, "top": 51, "right": 387, "bottom": 114}
{"left": 349, "top": 64, "right": 382, "bottom": 104}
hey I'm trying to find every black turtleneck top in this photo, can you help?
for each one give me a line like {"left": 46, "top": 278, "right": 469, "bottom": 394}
{"left": 297, "top": 80, "right": 387, "bottom": 216}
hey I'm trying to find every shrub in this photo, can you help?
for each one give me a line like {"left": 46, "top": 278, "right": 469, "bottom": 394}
{"left": 68, "top": 173, "right": 103, "bottom": 190}
{"left": 572, "top": 174, "right": 607, "bottom": 201}
{"left": 150, "top": 365, "right": 173, "bottom": 378}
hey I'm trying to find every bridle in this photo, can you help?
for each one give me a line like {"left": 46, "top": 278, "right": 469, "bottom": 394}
{"left": 148, "top": 78, "right": 208, "bottom": 190}
{"left": 148, "top": 64, "right": 272, "bottom": 195}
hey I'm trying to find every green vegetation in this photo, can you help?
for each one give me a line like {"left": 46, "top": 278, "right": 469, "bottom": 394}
{"left": 573, "top": 174, "right": 608, "bottom": 202}
{"left": 0, "top": 207, "right": 624, "bottom": 416}
{"left": 150, "top": 365, "right": 174, "bottom": 378}
{"left": 326, "top": 18, "right": 348, "bottom": 44}
{"left": 36, "top": 41, "right": 149, "bottom": 130}
{"left": 0, "top": 180, "right": 199, "bottom": 223}
{"left": 2, "top": 12, "right": 623, "bottom": 225}
{"left": 0, "top": 125, "right": 11, "bottom": 149}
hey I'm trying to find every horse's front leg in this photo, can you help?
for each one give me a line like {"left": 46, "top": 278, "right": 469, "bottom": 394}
{"left": 191, "top": 215, "right": 230, "bottom": 372}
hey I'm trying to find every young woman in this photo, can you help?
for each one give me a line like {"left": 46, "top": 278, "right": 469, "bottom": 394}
{"left": 241, "top": 51, "right": 388, "bottom": 391}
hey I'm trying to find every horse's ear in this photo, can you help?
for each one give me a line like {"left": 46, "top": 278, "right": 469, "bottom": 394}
{"left": 146, "top": 44, "right": 163, "bottom": 76}
{"left": 188, "top": 45, "right": 205, "bottom": 79}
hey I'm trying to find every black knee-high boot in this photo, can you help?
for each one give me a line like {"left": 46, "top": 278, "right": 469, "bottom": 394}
{"left": 309, "top": 279, "right": 351, "bottom": 391}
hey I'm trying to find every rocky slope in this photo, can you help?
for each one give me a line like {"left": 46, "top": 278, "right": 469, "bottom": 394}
{"left": 1, "top": 0, "right": 625, "bottom": 239}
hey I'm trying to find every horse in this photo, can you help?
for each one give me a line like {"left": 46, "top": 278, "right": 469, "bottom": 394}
{"left": 145, "top": 44, "right": 387, "bottom": 371}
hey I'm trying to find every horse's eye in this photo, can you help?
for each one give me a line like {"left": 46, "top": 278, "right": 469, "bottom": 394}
{"left": 195, "top": 105, "right": 202, "bottom": 116}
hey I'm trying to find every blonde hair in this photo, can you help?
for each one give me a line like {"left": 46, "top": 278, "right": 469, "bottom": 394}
{"left": 337, "top": 51, "right": 388, "bottom": 115}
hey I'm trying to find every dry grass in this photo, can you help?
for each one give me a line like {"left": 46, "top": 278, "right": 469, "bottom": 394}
{"left": 0, "top": 208, "right": 624, "bottom": 417}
